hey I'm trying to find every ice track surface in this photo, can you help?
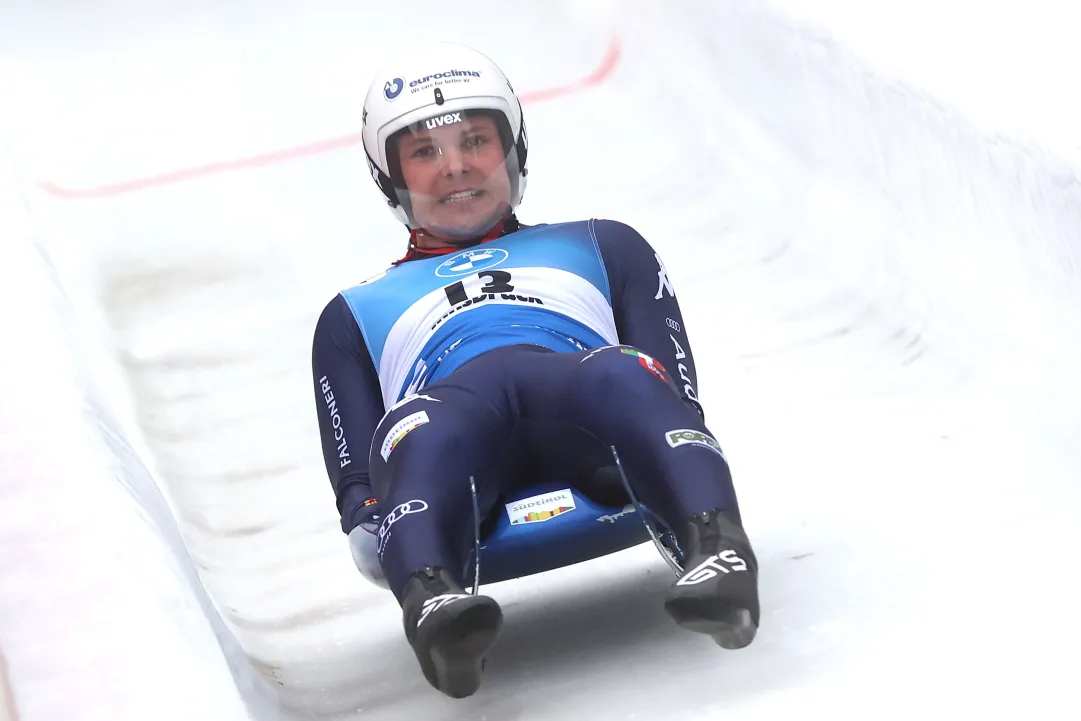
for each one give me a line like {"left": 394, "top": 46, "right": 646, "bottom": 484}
{"left": 3, "top": 1, "right": 1081, "bottom": 719}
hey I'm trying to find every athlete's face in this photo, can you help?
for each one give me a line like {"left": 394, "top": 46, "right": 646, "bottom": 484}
{"left": 396, "top": 113, "right": 512, "bottom": 241}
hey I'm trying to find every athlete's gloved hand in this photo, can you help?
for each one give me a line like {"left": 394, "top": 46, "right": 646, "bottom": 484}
{"left": 348, "top": 498, "right": 388, "bottom": 589}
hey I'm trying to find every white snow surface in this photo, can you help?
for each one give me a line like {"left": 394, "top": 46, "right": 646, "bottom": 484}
{"left": 2, "top": 1, "right": 1080, "bottom": 719}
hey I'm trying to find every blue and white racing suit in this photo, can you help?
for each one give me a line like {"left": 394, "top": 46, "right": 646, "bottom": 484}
{"left": 312, "top": 218, "right": 741, "bottom": 598}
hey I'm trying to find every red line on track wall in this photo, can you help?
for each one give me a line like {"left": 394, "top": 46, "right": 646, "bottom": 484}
{"left": 36, "top": 36, "right": 622, "bottom": 200}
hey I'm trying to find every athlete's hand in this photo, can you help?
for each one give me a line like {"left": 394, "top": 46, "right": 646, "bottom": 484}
{"left": 348, "top": 498, "right": 387, "bottom": 589}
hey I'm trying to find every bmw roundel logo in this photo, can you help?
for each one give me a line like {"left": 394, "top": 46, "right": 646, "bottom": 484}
{"left": 384, "top": 77, "right": 404, "bottom": 101}
{"left": 435, "top": 248, "right": 509, "bottom": 277}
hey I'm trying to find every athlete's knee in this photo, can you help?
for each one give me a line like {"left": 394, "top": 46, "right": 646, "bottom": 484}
{"left": 578, "top": 345, "right": 680, "bottom": 396}
{"left": 370, "top": 390, "right": 504, "bottom": 502}
{"left": 371, "top": 392, "right": 452, "bottom": 459}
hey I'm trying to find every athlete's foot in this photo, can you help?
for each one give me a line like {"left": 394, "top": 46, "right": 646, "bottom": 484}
{"left": 401, "top": 566, "right": 503, "bottom": 698}
{"left": 664, "top": 509, "right": 759, "bottom": 649}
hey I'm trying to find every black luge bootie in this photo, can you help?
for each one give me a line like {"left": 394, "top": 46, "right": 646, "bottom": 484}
{"left": 663, "top": 509, "right": 760, "bottom": 649}
{"left": 401, "top": 566, "right": 503, "bottom": 698}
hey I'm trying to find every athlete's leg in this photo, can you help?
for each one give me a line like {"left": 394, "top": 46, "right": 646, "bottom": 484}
{"left": 505, "top": 344, "right": 759, "bottom": 647}
{"left": 373, "top": 341, "right": 742, "bottom": 594}
{"left": 368, "top": 375, "right": 515, "bottom": 604}
{"left": 367, "top": 346, "right": 553, "bottom": 698}
{"left": 509, "top": 344, "right": 742, "bottom": 539}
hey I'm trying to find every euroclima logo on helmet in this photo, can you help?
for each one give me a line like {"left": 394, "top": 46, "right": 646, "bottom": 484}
{"left": 384, "top": 77, "right": 405, "bottom": 101}
{"left": 408, "top": 69, "right": 482, "bottom": 95}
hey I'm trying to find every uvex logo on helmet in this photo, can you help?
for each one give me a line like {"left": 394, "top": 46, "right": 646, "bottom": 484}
{"left": 425, "top": 112, "right": 463, "bottom": 130}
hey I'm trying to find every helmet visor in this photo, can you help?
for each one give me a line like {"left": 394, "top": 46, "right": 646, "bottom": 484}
{"left": 386, "top": 109, "right": 519, "bottom": 240}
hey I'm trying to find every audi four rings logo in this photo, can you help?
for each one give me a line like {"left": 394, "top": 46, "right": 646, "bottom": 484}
{"left": 384, "top": 77, "right": 404, "bottom": 101}
{"left": 378, "top": 499, "right": 429, "bottom": 541}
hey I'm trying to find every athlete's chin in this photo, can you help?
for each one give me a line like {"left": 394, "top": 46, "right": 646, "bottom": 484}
{"left": 420, "top": 203, "right": 510, "bottom": 241}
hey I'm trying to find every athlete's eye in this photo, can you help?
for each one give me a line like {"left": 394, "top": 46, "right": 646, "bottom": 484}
{"left": 411, "top": 144, "right": 435, "bottom": 159}
{"left": 462, "top": 133, "right": 486, "bottom": 150}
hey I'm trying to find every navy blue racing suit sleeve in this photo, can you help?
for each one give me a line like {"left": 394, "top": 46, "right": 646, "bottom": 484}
{"left": 592, "top": 219, "right": 706, "bottom": 419}
{"left": 311, "top": 294, "right": 386, "bottom": 534}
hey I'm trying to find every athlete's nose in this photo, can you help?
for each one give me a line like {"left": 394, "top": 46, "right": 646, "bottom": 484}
{"left": 438, "top": 145, "right": 469, "bottom": 177}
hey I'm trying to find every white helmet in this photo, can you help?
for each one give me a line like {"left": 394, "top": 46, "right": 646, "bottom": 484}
{"left": 361, "top": 43, "right": 529, "bottom": 235}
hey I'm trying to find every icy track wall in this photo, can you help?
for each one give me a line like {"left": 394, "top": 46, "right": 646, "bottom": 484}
{"left": 711, "top": 1, "right": 1081, "bottom": 425}
{"left": 709, "top": 2, "right": 1081, "bottom": 330}
{"left": 5, "top": 5, "right": 1081, "bottom": 721}
{"left": 0, "top": 167, "right": 280, "bottom": 718}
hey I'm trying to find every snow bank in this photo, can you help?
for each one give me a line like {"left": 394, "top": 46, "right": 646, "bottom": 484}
{"left": 0, "top": 155, "right": 276, "bottom": 720}
{"left": 694, "top": 1, "right": 1081, "bottom": 451}
{"left": 710, "top": 2, "right": 1081, "bottom": 312}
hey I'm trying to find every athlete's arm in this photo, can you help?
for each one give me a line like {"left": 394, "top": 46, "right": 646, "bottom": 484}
{"left": 311, "top": 294, "right": 387, "bottom": 533}
{"left": 592, "top": 219, "right": 706, "bottom": 418}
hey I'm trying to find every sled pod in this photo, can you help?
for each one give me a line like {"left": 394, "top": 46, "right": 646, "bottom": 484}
{"left": 471, "top": 480, "right": 667, "bottom": 585}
